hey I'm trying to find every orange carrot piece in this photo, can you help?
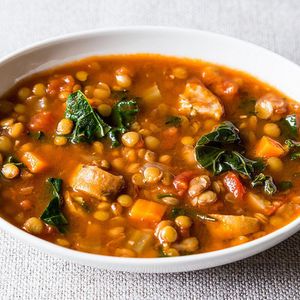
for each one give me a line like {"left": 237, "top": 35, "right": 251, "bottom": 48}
{"left": 254, "top": 136, "right": 285, "bottom": 158}
{"left": 129, "top": 199, "right": 167, "bottom": 226}
{"left": 21, "top": 151, "right": 48, "bottom": 173}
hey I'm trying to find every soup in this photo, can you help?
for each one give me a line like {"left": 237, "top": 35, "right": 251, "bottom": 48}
{"left": 0, "top": 54, "right": 299, "bottom": 258}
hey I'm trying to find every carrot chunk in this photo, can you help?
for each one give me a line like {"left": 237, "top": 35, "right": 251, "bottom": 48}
{"left": 21, "top": 152, "right": 48, "bottom": 173}
{"left": 254, "top": 136, "right": 285, "bottom": 158}
{"left": 129, "top": 199, "right": 166, "bottom": 227}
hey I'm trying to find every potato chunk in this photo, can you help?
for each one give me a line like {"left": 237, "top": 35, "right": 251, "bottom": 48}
{"left": 178, "top": 80, "right": 224, "bottom": 120}
{"left": 205, "top": 214, "right": 260, "bottom": 240}
{"left": 70, "top": 164, "right": 124, "bottom": 200}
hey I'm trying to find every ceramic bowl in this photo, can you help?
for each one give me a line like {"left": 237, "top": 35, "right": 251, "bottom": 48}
{"left": 0, "top": 27, "right": 300, "bottom": 273}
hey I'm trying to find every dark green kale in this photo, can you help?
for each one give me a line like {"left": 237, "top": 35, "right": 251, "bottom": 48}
{"left": 40, "top": 178, "right": 68, "bottom": 233}
{"left": 165, "top": 116, "right": 182, "bottom": 127}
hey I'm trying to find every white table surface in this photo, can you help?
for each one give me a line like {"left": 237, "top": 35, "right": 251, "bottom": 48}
{"left": 0, "top": 0, "right": 300, "bottom": 299}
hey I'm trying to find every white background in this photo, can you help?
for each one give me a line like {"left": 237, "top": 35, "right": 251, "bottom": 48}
{"left": 0, "top": 0, "right": 299, "bottom": 299}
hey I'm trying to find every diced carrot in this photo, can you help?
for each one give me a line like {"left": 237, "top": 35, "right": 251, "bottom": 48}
{"left": 254, "top": 136, "right": 285, "bottom": 158}
{"left": 21, "top": 151, "right": 48, "bottom": 173}
{"left": 223, "top": 172, "right": 246, "bottom": 200}
{"left": 129, "top": 199, "right": 167, "bottom": 227}
{"left": 29, "top": 111, "right": 55, "bottom": 133}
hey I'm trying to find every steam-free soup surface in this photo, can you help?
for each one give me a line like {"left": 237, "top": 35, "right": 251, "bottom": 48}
{"left": 0, "top": 54, "right": 299, "bottom": 258}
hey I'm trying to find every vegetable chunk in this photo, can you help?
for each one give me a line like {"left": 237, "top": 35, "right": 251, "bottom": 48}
{"left": 70, "top": 164, "right": 124, "bottom": 200}
{"left": 223, "top": 172, "right": 246, "bottom": 200}
{"left": 21, "top": 151, "right": 48, "bottom": 173}
{"left": 178, "top": 80, "right": 224, "bottom": 120}
{"left": 254, "top": 136, "right": 285, "bottom": 158}
{"left": 205, "top": 214, "right": 260, "bottom": 240}
{"left": 129, "top": 199, "right": 167, "bottom": 227}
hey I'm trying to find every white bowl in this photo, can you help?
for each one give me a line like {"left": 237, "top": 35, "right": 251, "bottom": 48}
{"left": 0, "top": 27, "right": 300, "bottom": 273}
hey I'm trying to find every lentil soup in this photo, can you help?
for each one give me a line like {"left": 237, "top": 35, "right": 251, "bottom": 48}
{"left": 0, "top": 54, "right": 300, "bottom": 258}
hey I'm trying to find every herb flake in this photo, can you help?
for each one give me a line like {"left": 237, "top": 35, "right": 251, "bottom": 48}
{"left": 29, "top": 131, "right": 44, "bottom": 140}
{"left": 277, "top": 181, "right": 293, "bottom": 191}
{"left": 165, "top": 116, "right": 182, "bottom": 127}
{"left": 168, "top": 207, "right": 216, "bottom": 222}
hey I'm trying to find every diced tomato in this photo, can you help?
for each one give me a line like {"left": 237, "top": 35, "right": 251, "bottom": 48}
{"left": 29, "top": 111, "right": 55, "bottom": 133}
{"left": 160, "top": 127, "right": 179, "bottom": 150}
{"left": 47, "top": 75, "right": 75, "bottom": 96}
{"left": 265, "top": 199, "right": 285, "bottom": 216}
{"left": 173, "top": 170, "right": 199, "bottom": 196}
{"left": 135, "top": 137, "right": 145, "bottom": 148}
{"left": 212, "top": 80, "right": 239, "bottom": 101}
{"left": 223, "top": 172, "right": 246, "bottom": 200}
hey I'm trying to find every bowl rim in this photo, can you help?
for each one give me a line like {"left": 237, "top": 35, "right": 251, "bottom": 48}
{"left": 1, "top": 26, "right": 300, "bottom": 272}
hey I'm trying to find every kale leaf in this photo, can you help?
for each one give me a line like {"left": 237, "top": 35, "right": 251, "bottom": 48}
{"left": 285, "top": 139, "right": 300, "bottom": 160}
{"left": 65, "top": 91, "right": 111, "bottom": 143}
{"left": 29, "top": 131, "right": 45, "bottom": 140}
{"left": 239, "top": 96, "right": 256, "bottom": 115}
{"left": 194, "top": 121, "right": 278, "bottom": 195}
{"left": 279, "top": 114, "right": 298, "bottom": 139}
{"left": 251, "top": 173, "right": 277, "bottom": 195}
{"left": 108, "top": 91, "right": 139, "bottom": 147}
{"left": 195, "top": 121, "right": 264, "bottom": 178}
{"left": 111, "top": 92, "right": 139, "bottom": 130}
{"left": 5, "top": 156, "right": 24, "bottom": 167}
{"left": 165, "top": 116, "right": 182, "bottom": 127}
{"left": 65, "top": 90, "right": 139, "bottom": 147}
{"left": 40, "top": 178, "right": 68, "bottom": 232}
{"left": 277, "top": 181, "right": 293, "bottom": 191}
{"left": 225, "top": 151, "right": 265, "bottom": 178}
{"left": 157, "top": 193, "right": 178, "bottom": 199}
{"left": 197, "top": 121, "right": 241, "bottom": 145}
{"left": 168, "top": 207, "right": 216, "bottom": 222}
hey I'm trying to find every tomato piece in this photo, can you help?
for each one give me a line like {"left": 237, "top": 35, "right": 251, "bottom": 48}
{"left": 29, "top": 111, "right": 55, "bottom": 133}
{"left": 135, "top": 138, "right": 145, "bottom": 148}
{"left": 223, "top": 172, "right": 246, "bottom": 200}
{"left": 212, "top": 80, "right": 239, "bottom": 101}
{"left": 160, "top": 127, "right": 179, "bottom": 150}
{"left": 173, "top": 170, "right": 199, "bottom": 196}
{"left": 47, "top": 75, "right": 75, "bottom": 96}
